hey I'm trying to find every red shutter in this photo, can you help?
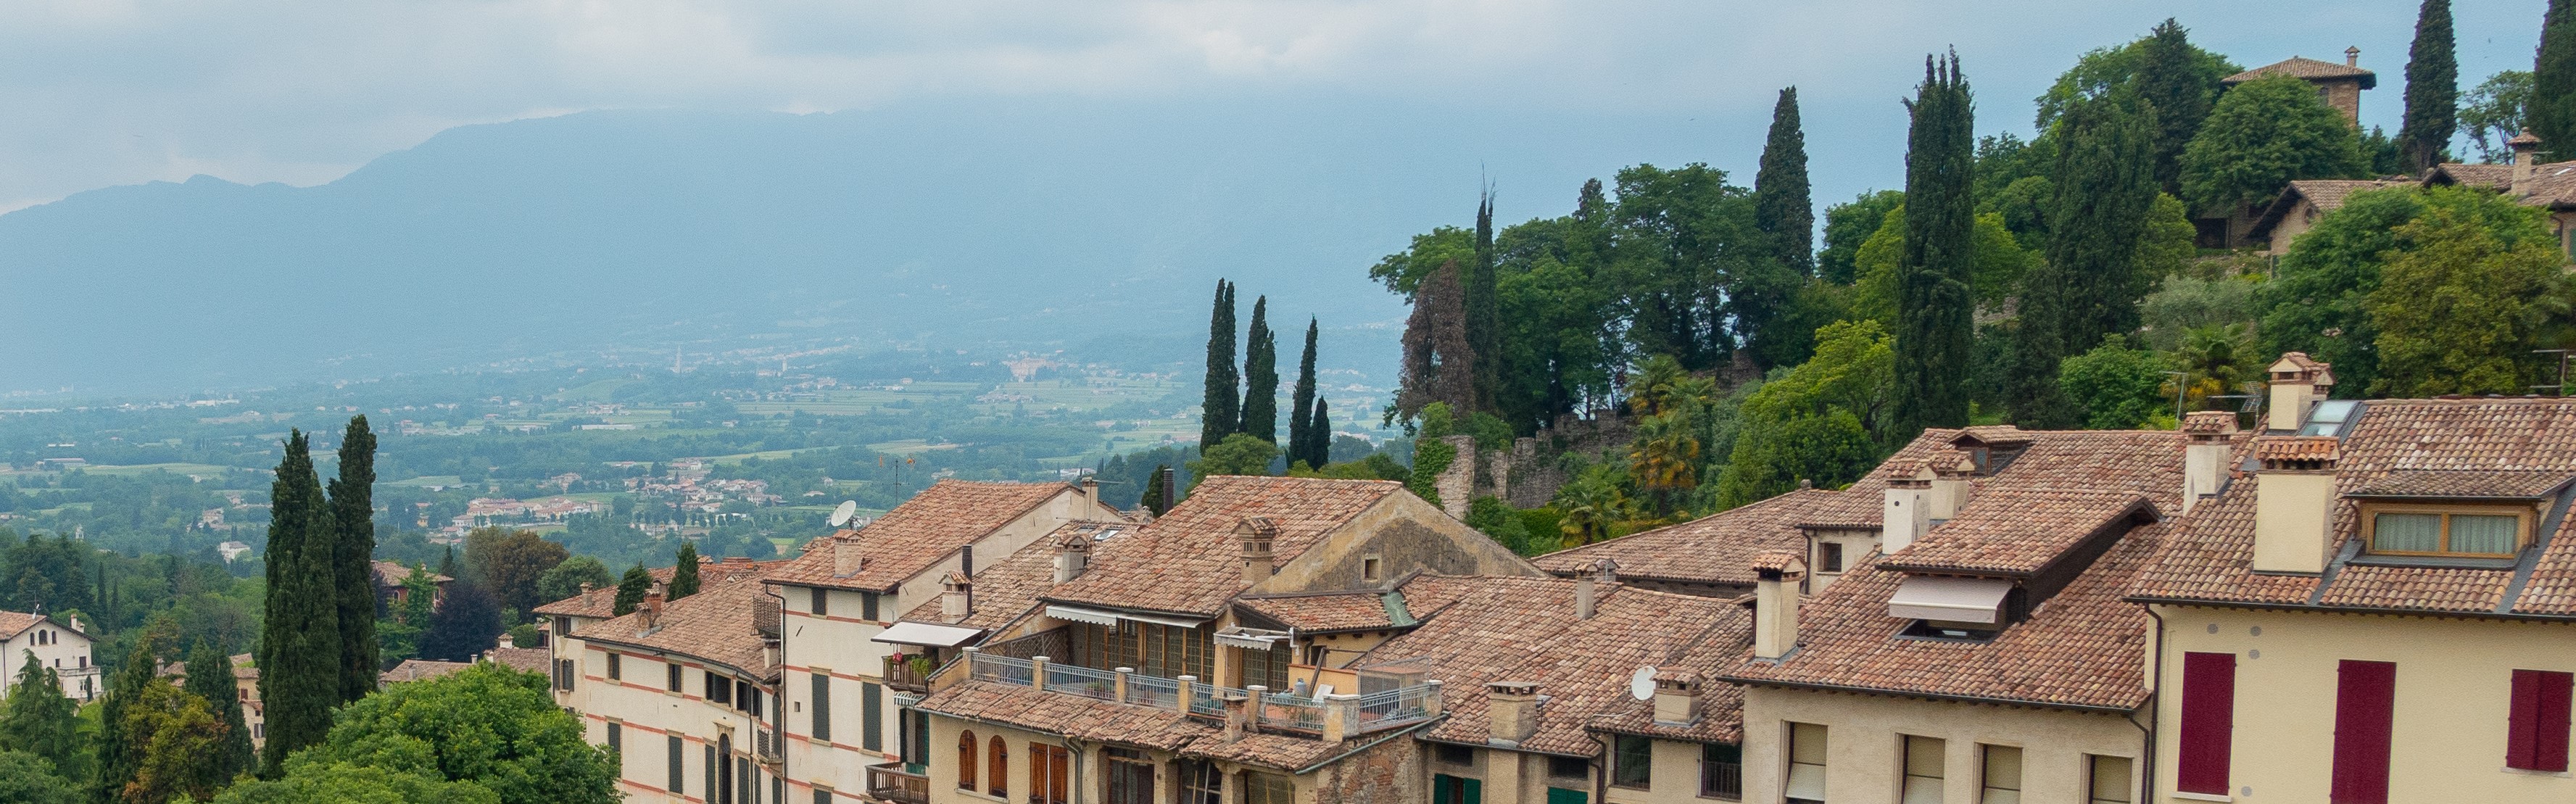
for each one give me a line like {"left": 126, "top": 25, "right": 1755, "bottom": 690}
{"left": 2177, "top": 652, "right": 2236, "bottom": 795}
{"left": 2510, "top": 669, "right": 2575, "bottom": 772}
{"left": 2330, "top": 660, "right": 2396, "bottom": 804}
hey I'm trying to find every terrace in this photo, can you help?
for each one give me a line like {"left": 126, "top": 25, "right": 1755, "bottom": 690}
{"left": 958, "top": 649, "right": 1444, "bottom": 741}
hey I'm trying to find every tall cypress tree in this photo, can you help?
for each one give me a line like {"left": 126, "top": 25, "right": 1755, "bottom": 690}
{"left": 2137, "top": 19, "right": 2215, "bottom": 196}
{"left": 1288, "top": 318, "right": 1320, "bottom": 467}
{"left": 328, "top": 415, "right": 378, "bottom": 703}
{"left": 1465, "top": 192, "right": 1501, "bottom": 413}
{"left": 2011, "top": 96, "right": 2160, "bottom": 428}
{"left": 2535, "top": 0, "right": 2576, "bottom": 159}
{"left": 1752, "top": 87, "right": 1815, "bottom": 275}
{"left": 1199, "top": 281, "right": 1240, "bottom": 453}
{"left": 258, "top": 429, "right": 340, "bottom": 775}
{"left": 2399, "top": 0, "right": 2458, "bottom": 172}
{"left": 94, "top": 643, "right": 155, "bottom": 802}
{"left": 185, "top": 642, "right": 256, "bottom": 786}
{"left": 612, "top": 564, "right": 651, "bottom": 616}
{"left": 1892, "top": 52, "right": 1978, "bottom": 440}
{"left": 1307, "top": 399, "right": 1332, "bottom": 468}
{"left": 669, "top": 541, "right": 702, "bottom": 600}
{"left": 1241, "top": 296, "right": 1279, "bottom": 442}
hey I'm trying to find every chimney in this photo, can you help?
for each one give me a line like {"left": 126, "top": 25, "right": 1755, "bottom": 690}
{"left": 2512, "top": 132, "right": 2546, "bottom": 192}
{"left": 579, "top": 581, "right": 595, "bottom": 595}
{"left": 833, "top": 536, "right": 864, "bottom": 577}
{"left": 1928, "top": 454, "right": 1975, "bottom": 520}
{"left": 2344, "top": 45, "right": 2359, "bottom": 67}
{"left": 1080, "top": 476, "right": 1101, "bottom": 513}
{"left": 1575, "top": 558, "right": 1617, "bottom": 619}
{"left": 1752, "top": 551, "right": 1803, "bottom": 660}
{"left": 1052, "top": 532, "right": 1091, "bottom": 584}
{"left": 640, "top": 591, "right": 665, "bottom": 629}
{"left": 1651, "top": 669, "right": 1702, "bottom": 725}
{"left": 498, "top": 633, "right": 515, "bottom": 650}
{"left": 2251, "top": 437, "right": 2340, "bottom": 574}
{"left": 1881, "top": 459, "right": 1933, "bottom": 552}
{"left": 941, "top": 572, "right": 972, "bottom": 623}
{"left": 1222, "top": 687, "right": 1259, "bottom": 742}
{"left": 2181, "top": 412, "right": 2240, "bottom": 513}
{"left": 2265, "top": 352, "right": 2334, "bottom": 432}
{"left": 1485, "top": 681, "right": 1541, "bottom": 743}
{"left": 1236, "top": 517, "right": 1278, "bottom": 587}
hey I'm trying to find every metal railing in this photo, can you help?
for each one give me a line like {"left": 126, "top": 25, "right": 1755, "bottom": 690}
{"left": 1046, "top": 663, "right": 1120, "bottom": 702}
{"left": 869, "top": 763, "right": 930, "bottom": 804}
{"left": 965, "top": 652, "right": 1434, "bottom": 737}
{"left": 1262, "top": 692, "right": 1327, "bottom": 732}
{"left": 1357, "top": 685, "right": 1435, "bottom": 729}
{"left": 1125, "top": 672, "right": 1180, "bottom": 709}
{"left": 969, "top": 653, "right": 1035, "bottom": 685}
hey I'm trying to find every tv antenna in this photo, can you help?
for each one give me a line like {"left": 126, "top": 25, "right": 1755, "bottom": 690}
{"left": 828, "top": 500, "right": 859, "bottom": 529}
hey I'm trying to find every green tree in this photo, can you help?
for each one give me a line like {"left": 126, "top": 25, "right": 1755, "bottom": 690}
{"left": 210, "top": 763, "right": 498, "bottom": 804}
{"left": 2144, "top": 275, "right": 2261, "bottom": 350}
{"left": 2170, "top": 323, "right": 2261, "bottom": 408}
{"left": 2534, "top": 0, "right": 2576, "bottom": 159}
{"left": 2461, "top": 70, "right": 2534, "bottom": 161}
{"left": 610, "top": 565, "right": 650, "bottom": 617}
{"left": 1819, "top": 191, "right": 1903, "bottom": 283}
{"left": 2180, "top": 75, "right": 2369, "bottom": 217}
{"left": 418, "top": 582, "right": 501, "bottom": 663}
{"left": 281, "top": 663, "right": 616, "bottom": 804}
{"left": 2013, "top": 94, "right": 2159, "bottom": 428}
{"left": 2135, "top": 193, "right": 2198, "bottom": 279}
{"left": 0, "top": 652, "right": 83, "bottom": 782}
{"left": 119, "top": 679, "right": 226, "bottom": 804}
{"left": 1405, "top": 403, "right": 1461, "bottom": 508}
{"left": 2136, "top": 19, "right": 2219, "bottom": 195}
{"left": 1241, "top": 296, "right": 1278, "bottom": 442}
{"left": 0, "top": 751, "right": 81, "bottom": 804}
{"left": 185, "top": 643, "right": 257, "bottom": 788}
{"left": 1467, "top": 193, "right": 1502, "bottom": 413}
{"left": 2036, "top": 29, "right": 2240, "bottom": 133}
{"left": 534, "top": 556, "right": 613, "bottom": 605}
{"left": 1306, "top": 399, "right": 1332, "bottom": 473}
{"left": 260, "top": 429, "right": 341, "bottom": 776}
{"left": 329, "top": 415, "right": 378, "bottom": 704}
{"left": 1186, "top": 434, "right": 1280, "bottom": 489}
{"left": 1550, "top": 463, "right": 1633, "bottom": 549}
{"left": 1753, "top": 86, "right": 1815, "bottom": 275}
{"left": 1716, "top": 320, "right": 1895, "bottom": 508}
{"left": 1200, "top": 280, "right": 1240, "bottom": 453}
{"left": 2057, "top": 336, "right": 2170, "bottom": 429}
{"left": 2259, "top": 185, "right": 2546, "bottom": 392}
{"left": 2399, "top": 0, "right": 2458, "bottom": 171}
{"left": 666, "top": 542, "right": 700, "bottom": 600}
{"left": 1892, "top": 52, "right": 1978, "bottom": 440}
{"left": 96, "top": 643, "right": 154, "bottom": 800}
{"left": 461, "top": 529, "right": 568, "bottom": 621}
{"left": 2367, "top": 203, "right": 2568, "bottom": 396}
{"left": 1288, "top": 318, "right": 1320, "bottom": 468}
{"left": 1394, "top": 261, "right": 1476, "bottom": 420}
{"left": 1462, "top": 497, "right": 1537, "bottom": 555}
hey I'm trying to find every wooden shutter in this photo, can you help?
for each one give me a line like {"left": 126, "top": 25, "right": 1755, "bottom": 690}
{"left": 811, "top": 673, "right": 832, "bottom": 742}
{"left": 2509, "top": 669, "right": 2575, "bottom": 771}
{"left": 2176, "top": 652, "right": 2235, "bottom": 795}
{"left": 2329, "top": 660, "right": 2395, "bottom": 804}
{"left": 863, "top": 682, "right": 884, "bottom": 750}
{"left": 989, "top": 737, "right": 1009, "bottom": 797}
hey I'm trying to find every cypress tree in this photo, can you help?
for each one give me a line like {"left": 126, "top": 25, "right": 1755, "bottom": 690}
{"left": 611, "top": 565, "right": 651, "bottom": 616}
{"left": 1241, "top": 296, "right": 1279, "bottom": 442}
{"left": 184, "top": 642, "right": 256, "bottom": 786}
{"left": 2011, "top": 96, "right": 2160, "bottom": 428}
{"left": 1140, "top": 465, "right": 1173, "bottom": 517}
{"left": 1, "top": 652, "right": 82, "bottom": 784}
{"left": 1892, "top": 52, "right": 1979, "bottom": 439}
{"left": 1752, "top": 87, "right": 1816, "bottom": 275}
{"left": 1307, "top": 399, "right": 1332, "bottom": 468}
{"left": 2137, "top": 19, "right": 2215, "bottom": 196}
{"left": 1288, "top": 318, "right": 1320, "bottom": 467}
{"left": 94, "top": 643, "right": 155, "bottom": 802}
{"left": 669, "top": 541, "right": 702, "bottom": 600}
{"left": 258, "top": 429, "right": 341, "bottom": 775}
{"left": 2399, "top": 0, "right": 2458, "bottom": 172}
{"left": 2536, "top": 0, "right": 2576, "bottom": 159}
{"left": 328, "top": 415, "right": 378, "bottom": 703}
{"left": 1465, "top": 192, "right": 1501, "bottom": 413}
{"left": 1200, "top": 281, "right": 1240, "bottom": 453}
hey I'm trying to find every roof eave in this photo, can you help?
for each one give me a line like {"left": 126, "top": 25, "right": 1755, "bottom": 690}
{"left": 1710, "top": 675, "right": 2144, "bottom": 715}
{"left": 2126, "top": 594, "right": 2576, "bottom": 625}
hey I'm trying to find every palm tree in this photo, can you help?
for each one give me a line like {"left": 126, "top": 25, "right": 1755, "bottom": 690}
{"left": 2169, "top": 324, "right": 2257, "bottom": 408}
{"left": 1626, "top": 412, "right": 1702, "bottom": 516}
{"left": 1553, "top": 466, "right": 1633, "bottom": 549}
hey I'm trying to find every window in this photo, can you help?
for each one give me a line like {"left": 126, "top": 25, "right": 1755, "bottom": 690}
{"left": 705, "top": 744, "right": 719, "bottom": 804}
{"left": 1436, "top": 743, "right": 1475, "bottom": 766}
{"left": 988, "top": 736, "right": 1009, "bottom": 797}
{"left": 2508, "top": 669, "right": 2573, "bottom": 771}
{"left": 1433, "top": 774, "right": 1483, "bottom": 804}
{"left": 1544, "top": 788, "right": 1586, "bottom": 804}
{"left": 956, "top": 732, "right": 979, "bottom": 791}
{"left": 1612, "top": 735, "right": 1652, "bottom": 789}
{"left": 1032, "top": 744, "right": 1071, "bottom": 804}
{"left": 811, "top": 673, "right": 833, "bottom": 742}
{"left": 1900, "top": 735, "right": 1944, "bottom": 804}
{"left": 816, "top": 790, "right": 832, "bottom": 804}
{"left": 863, "top": 682, "right": 885, "bottom": 751}
{"left": 1698, "top": 743, "right": 1741, "bottom": 800}
{"left": 2085, "top": 755, "right": 2133, "bottom": 804}
{"left": 607, "top": 722, "right": 623, "bottom": 753}
{"left": 1362, "top": 556, "right": 1382, "bottom": 582}
{"left": 2176, "top": 652, "right": 2235, "bottom": 795}
{"left": 812, "top": 588, "right": 829, "bottom": 616}
{"left": 1181, "top": 761, "right": 1225, "bottom": 804}
{"left": 1242, "top": 772, "right": 1294, "bottom": 804}
{"left": 1979, "top": 745, "right": 2021, "bottom": 804}
{"left": 2331, "top": 660, "right": 2395, "bottom": 804}
{"left": 738, "top": 680, "right": 755, "bottom": 712}
{"left": 709, "top": 671, "right": 732, "bottom": 705}
{"left": 1140, "top": 623, "right": 1214, "bottom": 679}
{"left": 669, "top": 735, "right": 686, "bottom": 794}
{"left": 2366, "top": 508, "right": 2527, "bottom": 557}
{"left": 668, "top": 662, "right": 684, "bottom": 692}
{"left": 1108, "top": 747, "right": 1154, "bottom": 804}
{"left": 1817, "top": 542, "right": 1844, "bottom": 574}
{"left": 1546, "top": 755, "right": 1587, "bottom": 780}
{"left": 1241, "top": 644, "right": 1291, "bottom": 692}
{"left": 608, "top": 652, "right": 622, "bottom": 680}
{"left": 863, "top": 592, "right": 881, "bottom": 621}
{"left": 1784, "top": 723, "right": 1826, "bottom": 804}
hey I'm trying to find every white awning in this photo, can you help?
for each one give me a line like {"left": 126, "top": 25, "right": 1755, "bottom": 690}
{"left": 873, "top": 621, "right": 985, "bottom": 648}
{"left": 1887, "top": 576, "right": 2013, "bottom": 624}
{"left": 1213, "top": 627, "right": 1289, "bottom": 650}
{"left": 1044, "top": 604, "right": 1207, "bottom": 629}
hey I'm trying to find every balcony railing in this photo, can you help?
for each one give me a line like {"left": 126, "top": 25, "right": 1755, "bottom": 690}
{"left": 962, "top": 652, "right": 1439, "bottom": 738}
{"left": 868, "top": 763, "right": 929, "bottom": 804}
{"left": 884, "top": 655, "right": 932, "bottom": 695}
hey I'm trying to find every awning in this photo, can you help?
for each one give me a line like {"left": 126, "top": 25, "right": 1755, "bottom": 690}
{"left": 1886, "top": 576, "right": 2013, "bottom": 624}
{"left": 1214, "top": 627, "right": 1290, "bottom": 650}
{"left": 873, "top": 621, "right": 985, "bottom": 648}
{"left": 1043, "top": 605, "right": 1208, "bottom": 629}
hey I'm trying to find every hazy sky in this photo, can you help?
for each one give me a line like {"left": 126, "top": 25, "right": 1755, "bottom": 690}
{"left": 0, "top": 1, "right": 2550, "bottom": 212}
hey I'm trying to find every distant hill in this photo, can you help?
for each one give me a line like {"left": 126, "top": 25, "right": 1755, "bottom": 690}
{"left": 0, "top": 97, "right": 1726, "bottom": 394}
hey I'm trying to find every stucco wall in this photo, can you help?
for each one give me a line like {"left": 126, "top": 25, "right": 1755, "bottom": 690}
{"left": 1737, "top": 687, "right": 2145, "bottom": 804}
{"left": 1262, "top": 492, "right": 1541, "bottom": 597}
{"left": 0, "top": 621, "right": 97, "bottom": 701}
{"left": 578, "top": 642, "right": 774, "bottom": 804}
{"left": 1602, "top": 737, "right": 1736, "bottom": 804}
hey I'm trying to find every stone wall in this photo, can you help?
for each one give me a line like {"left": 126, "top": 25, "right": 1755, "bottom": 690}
{"left": 1312, "top": 727, "right": 1427, "bottom": 804}
{"left": 1433, "top": 435, "right": 1476, "bottom": 519}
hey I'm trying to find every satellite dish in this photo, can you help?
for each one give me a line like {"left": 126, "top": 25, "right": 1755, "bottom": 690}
{"left": 828, "top": 500, "right": 859, "bottom": 529}
{"left": 1628, "top": 666, "right": 1657, "bottom": 701}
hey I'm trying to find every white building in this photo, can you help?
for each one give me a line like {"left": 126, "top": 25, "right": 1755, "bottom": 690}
{"left": 0, "top": 610, "right": 99, "bottom": 701}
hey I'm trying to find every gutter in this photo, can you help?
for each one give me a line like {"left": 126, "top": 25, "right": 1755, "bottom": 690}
{"left": 2123, "top": 595, "right": 2576, "bottom": 626}
{"left": 1708, "top": 676, "right": 2142, "bottom": 716}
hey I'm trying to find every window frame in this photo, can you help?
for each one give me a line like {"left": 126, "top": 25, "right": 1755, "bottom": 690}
{"left": 2361, "top": 502, "right": 2532, "bottom": 558}
{"left": 987, "top": 735, "right": 1009, "bottom": 797}
{"left": 1977, "top": 744, "right": 2021, "bottom": 804}
{"left": 1817, "top": 542, "right": 1844, "bottom": 574}
{"left": 1697, "top": 742, "right": 1741, "bottom": 800}
{"left": 811, "top": 587, "right": 829, "bottom": 616}
{"left": 2084, "top": 754, "right": 2134, "bottom": 804}
{"left": 1610, "top": 734, "right": 1652, "bottom": 790}
{"left": 607, "top": 652, "right": 622, "bottom": 680}
{"left": 1545, "top": 755, "right": 1589, "bottom": 781}
{"left": 2509, "top": 668, "right": 2575, "bottom": 772}
{"left": 668, "top": 662, "right": 684, "bottom": 692}
{"left": 1898, "top": 735, "right": 1944, "bottom": 804}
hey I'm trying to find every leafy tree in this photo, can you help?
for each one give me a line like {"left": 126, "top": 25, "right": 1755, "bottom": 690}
{"left": 259, "top": 429, "right": 340, "bottom": 776}
{"left": 2170, "top": 323, "right": 2261, "bottom": 408}
{"left": 1462, "top": 497, "right": 1538, "bottom": 556}
{"left": 96, "top": 643, "right": 154, "bottom": 799}
{"left": 1852, "top": 207, "right": 2034, "bottom": 324}
{"left": 610, "top": 565, "right": 650, "bottom": 617}
{"left": 1200, "top": 280, "right": 1240, "bottom": 453}
{"left": 118, "top": 676, "right": 226, "bottom": 803}
{"left": 1716, "top": 320, "right": 1895, "bottom": 508}
{"left": 1551, "top": 463, "right": 1633, "bottom": 549}
{"left": 0, "top": 652, "right": 83, "bottom": 782}
{"left": 1627, "top": 407, "right": 1705, "bottom": 515}
{"left": 2461, "top": 70, "right": 2534, "bottom": 161}
{"left": 1288, "top": 318, "right": 1320, "bottom": 469}
{"left": 1818, "top": 191, "right": 1903, "bottom": 283}
{"left": 1607, "top": 162, "right": 1780, "bottom": 371}
{"left": 418, "top": 581, "right": 501, "bottom": 663}
{"left": 1365, "top": 227, "right": 1475, "bottom": 295}
{"left": 1404, "top": 403, "right": 1460, "bottom": 508}
{"left": 280, "top": 663, "right": 616, "bottom": 804}
{"left": 2367, "top": 202, "right": 2569, "bottom": 396}
{"left": 1753, "top": 87, "right": 1815, "bottom": 275}
{"left": 1494, "top": 224, "right": 1618, "bottom": 430}
{"left": 2399, "top": 0, "right": 2458, "bottom": 171}
{"left": 1138, "top": 465, "right": 1175, "bottom": 517}
{"left": 1241, "top": 296, "right": 1278, "bottom": 442}
{"left": 330, "top": 415, "right": 378, "bottom": 704}
{"left": 2143, "top": 275, "right": 2261, "bottom": 350}
{"left": 2260, "top": 185, "right": 2546, "bottom": 393}
{"left": 378, "top": 564, "right": 436, "bottom": 664}
{"left": 1305, "top": 399, "right": 1332, "bottom": 475}
{"left": 2180, "top": 75, "right": 2369, "bottom": 216}
{"left": 1394, "top": 261, "right": 1476, "bottom": 421}
{"left": 1185, "top": 434, "right": 1279, "bottom": 490}
{"left": 2036, "top": 29, "right": 2240, "bottom": 133}
{"left": 667, "top": 542, "right": 700, "bottom": 600}
{"left": 2013, "top": 94, "right": 2159, "bottom": 428}
{"left": 2057, "top": 336, "right": 2169, "bottom": 429}
{"left": 1892, "top": 52, "right": 1978, "bottom": 440}
{"left": 0, "top": 750, "right": 80, "bottom": 804}
{"left": 2535, "top": 0, "right": 2576, "bottom": 159}
{"left": 534, "top": 556, "right": 613, "bottom": 605}
{"left": 210, "top": 763, "right": 498, "bottom": 804}
{"left": 460, "top": 529, "right": 568, "bottom": 621}
{"left": 2135, "top": 193, "right": 2198, "bottom": 280}
{"left": 2136, "top": 19, "right": 2219, "bottom": 195}
{"left": 185, "top": 642, "right": 257, "bottom": 788}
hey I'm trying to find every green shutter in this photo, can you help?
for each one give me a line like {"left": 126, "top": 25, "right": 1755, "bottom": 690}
{"left": 1462, "top": 777, "right": 1482, "bottom": 804}
{"left": 863, "top": 682, "right": 884, "bottom": 750}
{"left": 1545, "top": 787, "right": 1586, "bottom": 804}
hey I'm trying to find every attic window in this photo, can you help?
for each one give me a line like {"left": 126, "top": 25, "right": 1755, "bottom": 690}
{"left": 1362, "top": 556, "right": 1383, "bottom": 583}
{"left": 2364, "top": 505, "right": 2530, "bottom": 558}
{"left": 2297, "top": 399, "right": 2361, "bottom": 436}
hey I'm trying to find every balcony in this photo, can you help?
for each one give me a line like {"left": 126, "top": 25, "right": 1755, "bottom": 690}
{"left": 883, "top": 655, "right": 933, "bottom": 695}
{"left": 962, "top": 652, "right": 1441, "bottom": 739}
{"left": 867, "top": 763, "right": 929, "bottom": 804}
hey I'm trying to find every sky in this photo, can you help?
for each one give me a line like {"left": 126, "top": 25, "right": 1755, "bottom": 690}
{"left": 0, "top": 0, "right": 2551, "bottom": 216}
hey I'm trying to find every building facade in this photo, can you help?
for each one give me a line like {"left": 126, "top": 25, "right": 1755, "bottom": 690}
{"left": 0, "top": 610, "right": 97, "bottom": 702}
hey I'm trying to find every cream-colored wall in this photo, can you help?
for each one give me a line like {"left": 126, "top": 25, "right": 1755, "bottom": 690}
{"left": 579, "top": 642, "right": 774, "bottom": 804}
{"left": 1457, "top": 747, "right": 1591, "bottom": 804}
{"left": 1805, "top": 529, "right": 1879, "bottom": 596}
{"left": 2149, "top": 605, "right": 2576, "bottom": 804}
{"left": 2248, "top": 472, "right": 2334, "bottom": 573}
{"left": 0, "top": 623, "right": 98, "bottom": 701}
{"left": 1254, "top": 492, "right": 1543, "bottom": 597}
{"left": 1602, "top": 737, "right": 1731, "bottom": 804}
{"left": 2266, "top": 202, "right": 2322, "bottom": 257}
{"left": 1738, "top": 686, "right": 2143, "bottom": 804}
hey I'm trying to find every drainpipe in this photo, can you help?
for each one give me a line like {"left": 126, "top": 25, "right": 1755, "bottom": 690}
{"left": 2137, "top": 604, "right": 2168, "bottom": 803}
{"left": 1591, "top": 737, "right": 1609, "bottom": 804}
{"left": 1065, "top": 737, "right": 1092, "bottom": 804}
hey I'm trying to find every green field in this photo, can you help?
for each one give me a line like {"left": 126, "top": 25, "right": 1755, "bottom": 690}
{"left": 3, "top": 462, "right": 247, "bottom": 478}
{"left": 384, "top": 476, "right": 465, "bottom": 487}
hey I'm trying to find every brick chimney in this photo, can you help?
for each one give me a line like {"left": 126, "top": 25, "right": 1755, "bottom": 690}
{"left": 579, "top": 581, "right": 595, "bottom": 595}
{"left": 640, "top": 590, "right": 666, "bottom": 629}
{"left": 833, "top": 536, "right": 864, "bottom": 577}
{"left": 2252, "top": 436, "right": 2340, "bottom": 574}
{"left": 1052, "top": 531, "right": 1091, "bottom": 584}
{"left": 1752, "top": 551, "right": 1803, "bottom": 660}
{"left": 1651, "top": 669, "right": 1702, "bottom": 725}
{"left": 2182, "top": 411, "right": 2240, "bottom": 513}
{"left": 2265, "top": 352, "right": 2335, "bottom": 432}
{"left": 941, "top": 571, "right": 972, "bottom": 623}
{"left": 1881, "top": 459, "right": 1933, "bottom": 552}
{"left": 1928, "top": 454, "right": 1975, "bottom": 520}
{"left": 1485, "top": 681, "right": 1541, "bottom": 743}
{"left": 2345, "top": 45, "right": 2359, "bottom": 67}
{"left": 1236, "top": 517, "right": 1278, "bottom": 587}
{"left": 2513, "top": 132, "right": 2546, "bottom": 192}
{"left": 1080, "top": 476, "right": 1102, "bottom": 513}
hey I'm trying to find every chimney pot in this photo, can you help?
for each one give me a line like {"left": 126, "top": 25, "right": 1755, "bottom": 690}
{"left": 1080, "top": 476, "right": 1101, "bottom": 513}
{"left": 579, "top": 581, "right": 594, "bottom": 594}
{"left": 1574, "top": 575, "right": 1596, "bottom": 621}
{"left": 2345, "top": 46, "right": 2359, "bottom": 67}
{"left": 1236, "top": 517, "right": 1278, "bottom": 587}
{"left": 1752, "top": 552, "right": 1803, "bottom": 660}
{"left": 1053, "top": 531, "right": 1092, "bottom": 584}
{"left": 1484, "top": 681, "right": 1541, "bottom": 743}
{"left": 2182, "top": 412, "right": 2240, "bottom": 513}
{"left": 1881, "top": 460, "right": 1934, "bottom": 552}
{"left": 2265, "top": 352, "right": 2334, "bottom": 432}
{"left": 941, "top": 571, "right": 972, "bottom": 623}
{"left": 640, "top": 591, "right": 666, "bottom": 629}
{"left": 1928, "top": 455, "right": 1975, "bottom": 520}
{"left": 1650, "top": 669, "right": 1702, "bottom": 725}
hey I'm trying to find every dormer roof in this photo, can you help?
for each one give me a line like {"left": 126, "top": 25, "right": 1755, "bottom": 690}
{"left": 2224, "top": 56, "right": 2376, "bottom": 89}
{"left": 1880, "top": 489, "right": 2157, "bottom": 577}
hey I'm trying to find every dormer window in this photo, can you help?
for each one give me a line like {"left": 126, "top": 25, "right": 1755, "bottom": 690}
{"left": 2364, "top": 506, "right": 2529, "bottom": 558}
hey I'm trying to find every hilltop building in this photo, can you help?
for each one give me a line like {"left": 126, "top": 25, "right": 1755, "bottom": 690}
{"left": 0, "top": 610, "right": 97, "bottom": 702}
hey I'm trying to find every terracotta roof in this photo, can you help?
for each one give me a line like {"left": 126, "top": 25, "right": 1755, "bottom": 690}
{"left": 485, "top": 646, "right": 551, "bottom": 674}
{"left": 2254, "top": 436, "right": 2340, "bottom": 463}
{"left": 2423, "top": 162, "right": 2516, "bottom": 190}
{"left": 1350, "top": 576, "right": 1750, "bottom": 756}
{"left": 1586, "top": 636, "right": 1749, "bottom": 745}
{"left": 1041, "top": 477, "right": 1404, "bottom": 617}
{"left": 371, "top": 560, "right": 451, "bottom": 589}
{"left": 2224, "top": 56, "right": 2377, "bottom": 88}
{"left": 2132, "top": 397, "right": 2576, "bottom": 618}
{"left": 1880, "top": 489, "right": 2155, "bottom": 576}
{"left": 2250, "top": 180, "right": 2409, "bottom": 241}
{"left": 0, "top": 612, "right": 48, "bottom": 640}
{"left": 381, "top": 659, "right": 473, "bottom": 684}
{"left": 766, "top": 481, "right": 1077, "bottom": 593}
{"left": 1952, "top": 425, "right": 2037, "bottom": 447}
{"left": 579, "top": 571, "right": 784, "bottom": 681}
{"left": 2514, "top": 162, "right": 2576, "bottom": 210}
{"left": 897, "top": 521, "right": 1136, "bottom": 631}
{"left": 1750, "top": 552, "right": 1800, "bottom": 575}
{"left": 1237, "top": 591, "right": 1406, "bottom": 632}
{"left": 2349, "top": 469, "right": 2576, "bottom": 500}
{"left": 534, "top": 558, "right": 779, "bottom": 619}
{"left": 2180, "top": 411, "right": 2238, "bottom": 435}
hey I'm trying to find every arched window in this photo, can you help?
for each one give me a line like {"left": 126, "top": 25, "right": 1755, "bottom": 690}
{"left": 989, "top": 736, "right": 1009, "bottom": 797}
{"left": 958, "top": 731, "right": 980, "bottom": 791}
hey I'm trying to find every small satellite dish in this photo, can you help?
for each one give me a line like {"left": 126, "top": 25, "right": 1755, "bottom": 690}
{"left": 1628, "top": 666, "right": 1657, "bottom": 701}
{"left": 828, "top": 500, "right": 859, "bottom": 529}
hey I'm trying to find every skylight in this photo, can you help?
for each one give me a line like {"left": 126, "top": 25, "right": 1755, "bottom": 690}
{"left": 2298, "top": 399, "right": 2361, "bottom": 436}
